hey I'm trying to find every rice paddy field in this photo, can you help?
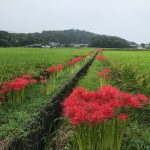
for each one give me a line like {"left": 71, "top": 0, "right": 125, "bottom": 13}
{"left": 0, "top": 48, "right": 150, "bottom": 150}
{"left": 0, "top": 47, "right": 93, "bottom": 141}
{"left": 0, "top": 47, "right": 93, "bottom": 82}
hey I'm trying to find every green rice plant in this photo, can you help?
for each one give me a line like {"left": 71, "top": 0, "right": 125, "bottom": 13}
{"left": 121, "top": 121, "right": 150, "bottom": 150}
{"left": 0, "top": 47, "right": 93, "bottom": 83}
{"left": 104, "top": 51, "right": 150, "bottom": 96}
{"left": 103, "top": 50, "right": 150, "bottom": 149}
{"left": 0, "top": 48, "right": 93, "bottom": 141}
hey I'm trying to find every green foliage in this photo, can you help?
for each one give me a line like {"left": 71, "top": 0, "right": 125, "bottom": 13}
{"left": 121, "top": 122, "right": 150, "bottom": 150}
{"left": 0, "top": 30, "right": 96, "bottom": 47}
{"left": 90, "top": 36, "right": 130, "bottom": 48}
{"left": 78, "top": 60, "right": 101, "bottom": 90}
{"left": 0, "top": 30, "right": 130, "bottom": 48}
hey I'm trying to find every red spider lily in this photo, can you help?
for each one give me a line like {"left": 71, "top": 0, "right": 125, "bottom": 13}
{"left": 41, "top": 79, "right": 46, "bottom": 83}
{"left": 67, "top": 56, "right": 82, "bottom": 65}
{"left": 46, "top": 66, "right": 56, "bottom": 73}
{"left": 120, "top": 93, "right": 141, "bottom": 108}
{"left": 97, "top": 69, "right": 111, "bottom": 77}
{"left": 97, "top": 69, "right": 111, "bottom": 81}
{"left": 118, "top": 113, "right": 128, "bottom": 122}
{"left": 135, "top": 94, "right": 149, "bottom": 105}
{"left": 104, "top": 75, "right": 110, "bottom": 80}
{"left": 109, "top": 99, "right": 125, "bottom": 109}
{"left": 95, "top": 55, "right": 105, "bottom": 61}
{"left": 29, "top": 79, "right": 37, "bottom": 85}
{"left": 40, "top": 76, "right": 46, "bottom": 83}
{"left": 0, "top": 76, "right": 37, "bottom": 98}
{"left": 46, "top": 64, "right": 63, "bottom": 73}
{"left": 63, "top": 85, "right": 149, "bottom": 125}
{"left": 0, "top": 84, "right": 12, "bottom": 94}
{"left": 9, "top": 78, "right": 30, "bottom": 91}
{"left": 40, "top": 76, "right": 45, "bottom": 79}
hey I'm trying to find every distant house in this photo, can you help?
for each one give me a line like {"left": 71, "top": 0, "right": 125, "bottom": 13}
{"left": 145, "top": 44, "right": 150, "bottom": 49}
{"left": 49, "top": 42, "right": 60, "bottom": 48}
{"left": 42, "top": 45, "right": 50, "bottom": 48}
{"left": 129, "top": 43, "right": 139, "bottom": 48}
{"left": 26, "top": 44, "right": 42, "bottom": 48}
{"left": 70, "top": 43, "right": 89, "bottom": 47}
{"left": 25, "top": 44, "right": 51, "bottom": 48}
{"left": 137, "top": 46, "right": 145, "bottom": 49}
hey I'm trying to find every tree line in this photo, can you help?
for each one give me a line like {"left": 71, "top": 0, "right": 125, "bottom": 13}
{"left": 0, "top": 29, "right": 130, "bottom": 48}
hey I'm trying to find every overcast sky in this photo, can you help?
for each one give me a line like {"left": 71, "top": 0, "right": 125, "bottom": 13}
{"left": 0, "top": 0, "right": 150, "bottom": 43}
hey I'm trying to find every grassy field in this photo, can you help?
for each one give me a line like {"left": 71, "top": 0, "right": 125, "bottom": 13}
{"left": 0, "top": 48, "right": 150, "bottom": 150}
{"left": 0, "top": 47, "right": 93, "bottom": 83}
{"left": 45, "top": 50, "right": 150, "bottom": 150}
{"left": 104, "top": 50, "right": 150, "bottom": 150}
{"left": 0, "top": 47, "right": 93, "bottom": 141}
{"left": 104, "top": 51, "right": 150, "bottom": 96}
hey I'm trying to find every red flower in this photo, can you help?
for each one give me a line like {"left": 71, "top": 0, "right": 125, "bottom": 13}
{"left": 46, "top": 66, "right": 56, "bottom": 73}
{"left": 97, "top": 85, "right": 121, "bottom": 103}
{"left": 29, "top": 79, "right": 37, "bottom": 85}
{"left": 109, "top": 99, "right": 125, "bottom": 109}
{"left": 69, "top": 106, "right": 88, "bottom": 125}
{"left": 121, "top": 93, "right": 141, "bottom": 108}
{"left": 41, "top": 79, "right": 46, "bottom": 83}
{"left": 97, "top": 69, "right": 111, "bottom": 77}
{"left": 118, "top": 113, "right": 128, "bottom": 122}
{"left": 10, "top": 78, "right": 29, "bottom": 91}
{"left": 135, "top": 94, "right": 149, "bottom": 105}
{"left": 100, "top": 104, "right": 114, "bottom": 119}
{"left": 63, "top": 85, "right": 149, "bottom": 125}
{"left": 46, "top": 64, "right": 63, "bottom": 74}
{"left": 0, "top": 84, "right": 12, "bottom": 94}
{"left": 95, "top": 55, "right": 105, "bottom": 61}
{"left": 67, "top": 56, "right": 82, "bottom": 65}
{"left": 40, "top": 76, "right": 46, "bottom": 83}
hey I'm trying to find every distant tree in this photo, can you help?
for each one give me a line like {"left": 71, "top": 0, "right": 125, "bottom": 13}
{"left": 140, "top": 43, "right": 145, "bottom": 48}
{"left": 90, "top": 36, "right": 130, "bottom": 48}
{"left": 0, "top": 29, "right": 130, "bottom": 48}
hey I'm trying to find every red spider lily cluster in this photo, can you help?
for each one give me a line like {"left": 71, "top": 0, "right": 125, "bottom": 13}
{"left": 63, "top": 85, "right": 149, "bottom": 125}
{"left": 46, "top": 64, "right": 63, "bottom": 74}
{"left": 43, "top": 56, "right": 84, "bottom": 95}
{"left": 0, "top": 74, "right": 37, "bottom": 103}
{"left": 67, "top": 56, "right": 82, "bottom": 65}
{"left": 97, "top": 68, "right": 111, "bottom": 80}
{"left": 95, "top": 55, "right": 105, "bottom": 61}
{"left": 0, "top": 53, "right": 92, "bottom": 103}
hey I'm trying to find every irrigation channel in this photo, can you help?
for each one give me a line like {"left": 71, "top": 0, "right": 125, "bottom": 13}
{"left": 0, "top": 52, "right": 98, "bottom": 150}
